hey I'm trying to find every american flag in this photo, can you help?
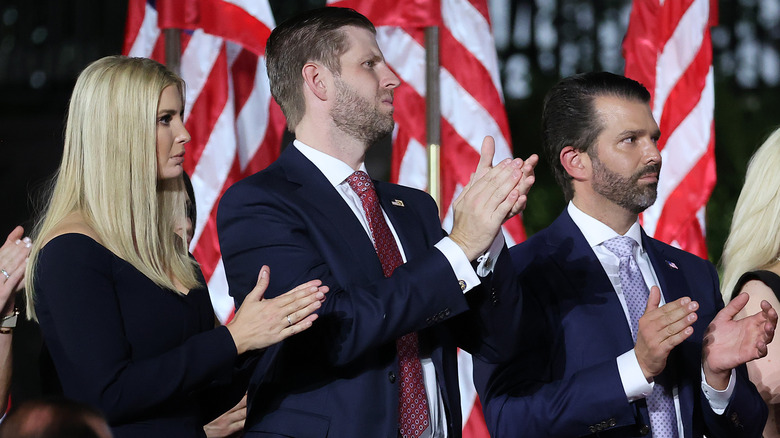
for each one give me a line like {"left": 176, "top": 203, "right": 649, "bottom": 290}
{"left": 123, "top": 0, "right": 286, "bottom": 322}
{"left": 623, "top": 0, "right": 717, "bottom": 258}
{"left": 327, "top": 1, "right": 516, "bottom": 435}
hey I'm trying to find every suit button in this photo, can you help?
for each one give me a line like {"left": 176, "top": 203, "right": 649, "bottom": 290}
{"left": 730, "top": 412, "right": 740, "bottom": 426}
{"left": 443, "top": 308, "right": 451, "bottom": 317}
{"left": 608, "top": 418, "right": 616, "bottom": 427}
{"left": 639, "top": 424, "right": 650, "bottom": 435}
{"left": 388, "top": 371, "right": 396, "bottom": 383}
{"left": 589, "top": 426, "right": 597, "bottom": 433}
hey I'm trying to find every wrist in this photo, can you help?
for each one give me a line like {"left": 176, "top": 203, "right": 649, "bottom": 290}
{"left": 225, "top": 322, "right": 245, "bottom": 355}
{"left": 702, "top": 361, "right": 730, "bottom": 390}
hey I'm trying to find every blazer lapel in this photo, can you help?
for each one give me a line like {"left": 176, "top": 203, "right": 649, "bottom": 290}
{"left": 642, "top": 233, "right": 695, "bottom": 437}
{"left": 544, "top": 212, "right": 636, "bottom": 357}
{"left": 277, "top": 146, "right": 384, "bottom": 279}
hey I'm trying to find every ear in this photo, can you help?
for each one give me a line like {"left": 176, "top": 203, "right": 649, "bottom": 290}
{"left": 302, "top": 62, "right": 330, "bottom": 101}
{"left": 560, "top": 146, "right": 590, "bottom": 182}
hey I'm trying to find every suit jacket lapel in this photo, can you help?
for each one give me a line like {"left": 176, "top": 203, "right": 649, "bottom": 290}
{"left": 375, "top": 181, "right": 428, "bottom": 260}
{"left": 277, "top": 146, "right": 384, "bottom": 279}
{"left": 642, "top": 233, "right": 695, "bottom": 437}
{"left": 544, "top": 212, "right": 636, "bottom": 357}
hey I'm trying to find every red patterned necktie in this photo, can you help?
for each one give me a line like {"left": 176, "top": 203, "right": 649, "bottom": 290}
{"left": 346, "top": 171, "right": 430, "bottom": 438}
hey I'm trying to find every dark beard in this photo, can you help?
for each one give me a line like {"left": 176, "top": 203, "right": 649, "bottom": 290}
{"left": 590, "top": 153, "right": 660, "bottom": 214}
{"left": 330, "top": 78, "right": 395, "bottom": 145}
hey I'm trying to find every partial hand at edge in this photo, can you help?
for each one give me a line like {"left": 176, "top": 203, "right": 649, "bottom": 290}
{"left": 635, "top": 286, "right": 698, "bottom": 380}
{"left": 0, "top": 226, "right": 31, "bottom": 312}
{"left": 204, "top": 393, "right": 247, "bottom": 438}
{"left": 227, "top": 266, "right": 328, "bottom": 355}
{"left": 449, "top": 136, "right": 538, "bottom": 261}
{"left": 702, "top": 292, "right": 778, "bottom": 390}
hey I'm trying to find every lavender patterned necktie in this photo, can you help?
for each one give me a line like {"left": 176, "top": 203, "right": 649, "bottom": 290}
{"left": 603, "top": 236, "right": 678, "bottom": 438}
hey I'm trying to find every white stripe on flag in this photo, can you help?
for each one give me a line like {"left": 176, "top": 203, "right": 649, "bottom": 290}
{"left": 643, "top": 68, "right": 713, "bottom": 236}
{"left": 127, "top": 3, "right": 159, "bottom": 58}
{"left": 442, "top": 0, "right": 503, "bottom": 96}
{"left": 652, "top": 0, "right": 708, "bottom": 121}
{"left": 180, "top": 31, "right": 223, "bottom": 122}
{"left": 236, "top": 57, "right": 273, "bottom": 170}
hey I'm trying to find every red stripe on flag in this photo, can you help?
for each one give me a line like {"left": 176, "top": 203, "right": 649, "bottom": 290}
{"left": 242, "top": 101, "right": 285, "bottom": 176}
{"left": 231, "top": 50, "right": 259, "bottom": 115}
{"left": 122, "top": 0, "right": 146, "bottom": 54}
{"left": 183, "top": 47, "right": 229, "bottom": 173}
{"left": 329, "top": 0, "right": 442, "bottom": 27}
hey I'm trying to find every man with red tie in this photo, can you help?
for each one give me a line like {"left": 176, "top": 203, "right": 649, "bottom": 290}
{"left": 217, "top": 7, "right": 536, "bottom": 438}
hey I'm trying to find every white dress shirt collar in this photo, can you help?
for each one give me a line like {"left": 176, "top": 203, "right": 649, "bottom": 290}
{"left": 567, "top": 201, "right": 644, "bottom": 251}
{"left": 293, "top": 139, "right": 368, "bottom": 187}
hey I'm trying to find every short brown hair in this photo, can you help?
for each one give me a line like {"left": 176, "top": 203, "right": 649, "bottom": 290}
{"left": 541, "top": 72, "right": 651, "bottom": 201}
{"left": 265, "top": 7, "right": 376, "bottom": 131}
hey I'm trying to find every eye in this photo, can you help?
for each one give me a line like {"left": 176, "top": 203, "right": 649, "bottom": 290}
{"left": 364, "top": 59, "right": 376, "bottom": 68}
{"left": 158, "top": 114, "right": 172, "bottom": 126}
{"left": 622, "top": 136, "right": 636, "bottom": 144}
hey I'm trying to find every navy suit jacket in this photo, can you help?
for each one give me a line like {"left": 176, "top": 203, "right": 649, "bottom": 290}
{"left": 217, "top": 145, "right": 519, "bottom": 438}
{"left": 473, "top": 210, "right": 766, "bottom": 438}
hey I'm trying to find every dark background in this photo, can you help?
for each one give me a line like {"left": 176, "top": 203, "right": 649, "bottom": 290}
{"left": 1, "top": 0, "right": 779, "bottom": 401}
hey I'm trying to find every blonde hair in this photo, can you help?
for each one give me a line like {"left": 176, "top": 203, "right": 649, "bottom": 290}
{"left": 721, "top": 126, "right": 780, "bottom": 302}
{"left": 25, "top": 56, "right": 200, "bottom": 320}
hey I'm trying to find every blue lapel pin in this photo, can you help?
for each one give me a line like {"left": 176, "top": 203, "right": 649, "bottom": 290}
{"left": 665, "top": 260, "right": 678, "bottom": 270}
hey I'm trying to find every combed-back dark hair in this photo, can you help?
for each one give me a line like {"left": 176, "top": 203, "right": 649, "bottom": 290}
{"left": 542, "top": 71, "right": 651, "bottom": 201}
{"left": 265, "top": 7, "right": 376, "bottom": 132}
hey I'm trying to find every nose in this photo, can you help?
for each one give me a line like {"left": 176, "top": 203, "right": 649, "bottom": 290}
{"left": 177, "top": 121, "right": 191, "bottom": 144}
{"left": 643, "top": 138, "right": 661, "bottom": 166}
{"left": 381, "top": 64, "right": 400, "bottom": 90}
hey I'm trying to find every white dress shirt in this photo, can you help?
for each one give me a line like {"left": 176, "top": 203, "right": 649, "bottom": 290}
{"left": 567, "top": 202, "right": 734, "bottom": 433}
{"left": 295, "top": 140, "right": 496, "bottom": 437}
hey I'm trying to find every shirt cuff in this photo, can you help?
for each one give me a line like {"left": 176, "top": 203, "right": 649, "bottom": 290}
{"left": 474, "top": 233, "right": 506, "bottom": 277}
{"left": 700, "top": 367, "right": 736, "bottom": 414}
{"left": 435, "top": 237, "right": 481, "bottom": 294}
{"left": 617, "top": 349, "right": 653, "bottom": 402}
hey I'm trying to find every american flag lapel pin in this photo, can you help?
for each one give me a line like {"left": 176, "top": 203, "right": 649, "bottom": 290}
{"left": 391, "top": 199, "right": 405, "bottom": 207}
{"left": 666, "top": 260, "right": 679, "bottom": 270}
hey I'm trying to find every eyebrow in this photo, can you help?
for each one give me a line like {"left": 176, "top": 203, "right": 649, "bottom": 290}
{"left": 617, "top": 128, "right": 662, "bottom": 139}
{"left": 157, "top": 108, "right": 181, "bottom": 116}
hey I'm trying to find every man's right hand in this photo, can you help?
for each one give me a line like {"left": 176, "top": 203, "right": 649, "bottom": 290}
{"left": 635, "top": 286, "right": 698, "bottom": 380}
{"left": 449, "top": 136, "right": 537, "bottom": 261}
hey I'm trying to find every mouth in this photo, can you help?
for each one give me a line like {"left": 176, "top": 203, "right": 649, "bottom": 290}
{"left": 171, "top": 151, "right": 185, "bottom": 163}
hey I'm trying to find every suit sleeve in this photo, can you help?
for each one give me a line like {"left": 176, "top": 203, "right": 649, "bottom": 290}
{"left": 217, "top": 180, "right": 470, "bottom": 366}
{"left": 473, "top": 286, "right": 638, "bottom": 438}
{"left": 34, "top": 235, "right": 239, "bottom": 424}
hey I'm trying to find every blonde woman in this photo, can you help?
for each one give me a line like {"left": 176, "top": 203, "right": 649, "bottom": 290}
{"left": 25, "top": 56, "right": 327, "bottom": 438}
{"left": 722, "top": 126, "right": 780, "bottom": 437}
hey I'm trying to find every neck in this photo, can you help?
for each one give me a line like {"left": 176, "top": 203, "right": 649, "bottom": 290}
{"left": 294, "top": 119, "right": 368, "bottom": 170}
{"left": 571, "top": 194, "right": 638, "bottom": 236}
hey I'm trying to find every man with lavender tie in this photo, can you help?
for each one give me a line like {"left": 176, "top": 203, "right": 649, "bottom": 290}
{"left": 217, "top": 7, "right": 537, "bottom": 438}
{"left": 473, "top": 72, "right": 776, "bottom": 437}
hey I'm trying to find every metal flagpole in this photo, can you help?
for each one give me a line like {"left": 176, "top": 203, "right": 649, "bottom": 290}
{"left": 163, "top": 28, "right": 181, "bottom": 75}
{"left": 424, "top": 26, "right": 441, "bottom": 216}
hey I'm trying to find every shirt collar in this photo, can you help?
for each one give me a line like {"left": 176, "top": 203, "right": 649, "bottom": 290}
{"left": 293, "top": 140, "right": 369, "bottom": 187}
{"left": 567, "top": 201, "right": 644, "bottom": 252}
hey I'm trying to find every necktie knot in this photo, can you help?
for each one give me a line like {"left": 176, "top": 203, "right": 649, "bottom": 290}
{"left": 602, "top": 235, "right": 638, "bottom": 259}
{"left": 346, "top": 171, "right": 373, "bottom": 196}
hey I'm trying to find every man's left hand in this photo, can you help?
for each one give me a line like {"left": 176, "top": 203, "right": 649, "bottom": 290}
{"left": 702, "top": 293, "right": 778, "bottom": 389}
